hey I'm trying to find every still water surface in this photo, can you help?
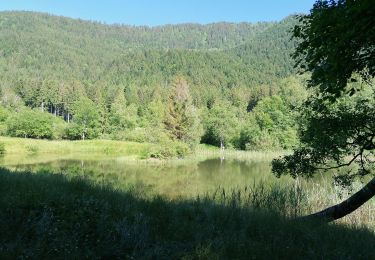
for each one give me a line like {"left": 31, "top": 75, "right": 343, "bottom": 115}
{"left": 1, "top": 156, "right": 294, "bottom": 198}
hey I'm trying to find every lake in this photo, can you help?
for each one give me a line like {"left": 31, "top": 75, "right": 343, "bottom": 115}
{"left": 0, "top": 155, "right": 293, "bottom": 199}
{"left": 2, "top": 152, "right": 374, "bottom": 227}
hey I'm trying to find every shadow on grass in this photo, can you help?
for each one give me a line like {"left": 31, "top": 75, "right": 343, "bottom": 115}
{"left": 0, "top": 168, "right": 374, "bottom": 259}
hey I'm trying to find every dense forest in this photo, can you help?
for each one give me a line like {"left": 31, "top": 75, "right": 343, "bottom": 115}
{"left": 0, "top": 11, "right": 307, "bottom": 156}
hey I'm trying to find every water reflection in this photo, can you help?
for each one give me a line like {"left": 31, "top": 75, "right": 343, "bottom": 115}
{"left": 2, "top": 157, "right": 292, "bottom": 198}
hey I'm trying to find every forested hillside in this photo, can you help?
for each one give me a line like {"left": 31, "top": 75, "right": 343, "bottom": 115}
{"left": 0, "top": 11, "right": 305, "bottom": 155}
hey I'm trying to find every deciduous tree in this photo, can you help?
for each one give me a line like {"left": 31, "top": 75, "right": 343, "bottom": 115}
{"left": 272, "top": 0, "right": 375, "bottom": 221}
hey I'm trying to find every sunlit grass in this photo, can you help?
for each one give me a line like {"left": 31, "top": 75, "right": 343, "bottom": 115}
{"left": 194, "top": 143, "right": 287, "bottom": 161}
{"left": 0, "top": 136, "right": 287, "bottom": 166}
{"left": 302, "top": 180, "right": 375, "bottom": 229}
{"left": 0, "top": 136, "right": 153, "bottom": 164}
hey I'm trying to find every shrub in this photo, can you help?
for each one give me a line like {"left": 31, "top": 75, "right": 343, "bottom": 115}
{"left": 52, "top": 120, "right": 68, "bottom": 140}
{"left": 69, "top": 97, "right": 100, "bottom": 140}
{"left": 148, "top": 141, "right": 190, "bottom": 159}
{"left": 6, "top": 109, "right": 57, "bottom": 139}
{"left": 63, "top": 123, "right": 99, "bottom": 140}
{"left": 63, "top": 123, "right": 83, "bottom": 140}
{"left": 240, "top": 126, "right": 281, "bottom": 151}
{"left": 113, "top": 127, "right": 171, "bottom": 144}
{"left": 0, "top": 124, "right": 7, "bottom": 136}
{"left": 0, "top": 106, "right": 9, "bottom": 122}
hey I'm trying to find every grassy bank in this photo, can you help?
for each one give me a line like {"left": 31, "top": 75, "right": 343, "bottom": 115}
{"left": 0, "top": 136, "right": 285, "bottom": 165}
{"left": 1, "top": 168, "right": 374, "bottom": 259}
{"left": 0, "top": 136, "right": 154, "bottom": 164}
{"left": 194, "top": 144, "right": 286, "bottom": 162}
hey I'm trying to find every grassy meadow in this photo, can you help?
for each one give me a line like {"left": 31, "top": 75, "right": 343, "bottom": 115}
{"left": 0, "top": 136, "right": 154, "bottom": 164}
{"left": 0, "top": 136, "right": 284, "bottom": 165}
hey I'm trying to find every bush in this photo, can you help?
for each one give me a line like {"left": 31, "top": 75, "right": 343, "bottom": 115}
{"left": 112, "top": 127, "right": 171, "bottom": 144}
{"left": 63, "top": 123, "right": 99, "bottom": 140}
{"left": 147, "top": 141, "right": 190, "bottom": 159}
{"left": 6, "top": 109, "right": 58, "bottom": 139}
{"left": 63, "top": 123, "right": 83, "bottom": 140}
{"left": 201, "top": 101, "right": 241, "bottom": 148}
{"left": 52, "top": 120, "right": 68, "bottom": 140}
{"left": 239, "top": 125, "right": 281, "bottom": 151}
{"left": 0, "top": 106, "right": 9, "bottom": 122}
{"left": 0, "top": 124, "right": 7, "bottom": 136}
{"left": 69, "top": 97, "right": 100, "bottom": 140}
{"left": 237, "top": 96, "right": 299, "bottom": 151}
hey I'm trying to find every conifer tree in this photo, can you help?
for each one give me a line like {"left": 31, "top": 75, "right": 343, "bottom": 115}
{"left": 164, "top": 76, "right": 202, "bottom": 145}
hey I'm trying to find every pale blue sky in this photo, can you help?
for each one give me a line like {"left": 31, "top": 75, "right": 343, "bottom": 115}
{"left": 0, "top": 0, "right": 316, "bottom": 26}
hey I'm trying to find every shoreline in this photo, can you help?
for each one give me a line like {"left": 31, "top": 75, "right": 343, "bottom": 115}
{"left": 0, "top": 136, "right": 286, "bottom": 166}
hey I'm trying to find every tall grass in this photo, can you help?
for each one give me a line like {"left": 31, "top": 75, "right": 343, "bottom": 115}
{"left": 0, "top": 168, "right": 374, "bottom": 259}
{"left": 207, "top": 180, "right": 375, "bottom": 228}
{"left": 303, "top": 180, "right": 375, "bottom": 228}
{"left": 194, "top": 144, "right": 287, "bottom": 161}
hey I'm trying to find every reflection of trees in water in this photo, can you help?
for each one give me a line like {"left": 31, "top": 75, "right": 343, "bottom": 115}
{"left": 10, "top": 158, "right": 277, "bottom": 198}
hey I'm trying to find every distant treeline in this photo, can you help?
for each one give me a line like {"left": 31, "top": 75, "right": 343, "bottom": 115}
{"left": 0, "top": 12, "right": 306, "bottom": 155}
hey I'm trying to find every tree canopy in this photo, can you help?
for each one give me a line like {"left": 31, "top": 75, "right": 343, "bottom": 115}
{"left": 0, "top": 11, "right": 306, "bottom": 154}
{"left": 293, "top": 0, "right": 375, "bottom": 97}
{"left": 272, "top": 0, "right": 375, "bottom": 221}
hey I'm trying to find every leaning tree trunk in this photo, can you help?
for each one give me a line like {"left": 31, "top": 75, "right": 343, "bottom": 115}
{"left": 304, "top": 177, "right": 375, "bottom": 222}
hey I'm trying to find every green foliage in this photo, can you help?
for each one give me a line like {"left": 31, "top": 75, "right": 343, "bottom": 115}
{"left": 274, "top": 0, "right": 375, "bottom": 182}
{"left": 202, "top": 101, "right": 241, "bottom": 147}
{"left": 293, "top": 0, "right": 375, "bottom": 98}
{"left": 63, "top": 123, "right": 84, "bottom": 140}
{"left": 273, "top": 83, "right": 375, "bottom": 179}
{"left": 194, "top": 92, "right": 300, "bottom": 151}
{"left": 0, "top": 11, "right": 304, "bottom": 151}
{"left": 108, "top": 88, "right": 137, "bottom": 132}
{"left": 239, "top": 96, "right": 298, "bottom": 151}
{"left": 51, "top": 119, "right": 68, "bottom": 140}
{"left": 117, "top": 127, "right": 170, "bottom": 144}
{"left": 147, "top": 140, "right": 190, "bottom": 159}
{"left": 71, "top": 97, "right": 100, "bottom": 140}
{"left": 164, "top": 77, "right": 202, "bottom": 145}
{"left": 6, "top": 109, "right": 61, "bottom": 139}
{"left": 0, "top": 106, "right": 9, "bottom": 122}
{"left": 0, "top": 11, "right": 296, "bottom": 89}
{"left": 240, "top": 122, "right": 279, "bottom": 151}
{"left": 0, "top": 106, "right": 9, "bottom": 135}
